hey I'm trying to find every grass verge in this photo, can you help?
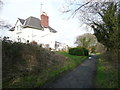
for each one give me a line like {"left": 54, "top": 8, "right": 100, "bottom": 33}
{"left": 96, "top": 54, "right": 119, "bottom": 88}
{"left": 57, "top": 51, "right": 87, "bottom": 68}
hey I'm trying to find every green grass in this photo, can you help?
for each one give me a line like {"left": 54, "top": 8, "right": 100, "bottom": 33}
{"left": 96, "top": 57, "right": 119, "bottom": 88}
{"left": 57, "top": 51, "right": 87, "bottom": 66}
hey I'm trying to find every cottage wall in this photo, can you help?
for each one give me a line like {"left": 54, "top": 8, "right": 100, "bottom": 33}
{"left": 10, "top": 21, "right": 56, "bottom": 49}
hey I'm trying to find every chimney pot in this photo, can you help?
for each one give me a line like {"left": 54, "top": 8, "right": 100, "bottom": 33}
{"left": 41, "top": 12, "right": 49, "bottom": 28}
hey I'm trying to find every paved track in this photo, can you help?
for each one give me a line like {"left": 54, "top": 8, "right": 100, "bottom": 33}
{"left": 44, "top": 55, "right": 97, "bottom": 88}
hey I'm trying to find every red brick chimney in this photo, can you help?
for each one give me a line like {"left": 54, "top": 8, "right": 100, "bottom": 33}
{"left": 41, "top": 12, "right": 49, "bottom": 28}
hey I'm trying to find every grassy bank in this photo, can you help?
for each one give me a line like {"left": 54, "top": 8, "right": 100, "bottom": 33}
{"left": 3, "top": 41, "right": 87, "bottom": 88}
{"left": 57, "top": 51, "right": 87, "bottom": 69}
{"left": 96, "top": 53, "right": 119, "bottom": 88}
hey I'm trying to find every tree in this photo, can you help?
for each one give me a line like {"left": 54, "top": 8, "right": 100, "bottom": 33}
{"left": 75, "top": 33, "right": 98, "bottom": 53}
{"left": 0, "top": 0, "right": 11, "bottom": 29}
{"left": 95, "top": 42, "right": 106, "bottom": 53}
{"left": 91, "top": 2, "right": 120, "bottom": 50}
{"left": 62, "top": 0, "right": 120, "bottom": 50}
{"left": 0, "top": 0, "right": 3, "bottom": 9}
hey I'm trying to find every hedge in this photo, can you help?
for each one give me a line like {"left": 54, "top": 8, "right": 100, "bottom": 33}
{"left": 68, "top": 47, "right": 89, "bottom": 56}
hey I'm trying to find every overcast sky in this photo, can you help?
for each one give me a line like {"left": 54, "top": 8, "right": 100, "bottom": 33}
{"left": 0, "top": 0, "right": 94, "bottom": 46}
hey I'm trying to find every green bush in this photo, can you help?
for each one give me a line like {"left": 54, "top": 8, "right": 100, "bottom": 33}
{"left": 68, "top": 47, "right": 89, "bottom": 56}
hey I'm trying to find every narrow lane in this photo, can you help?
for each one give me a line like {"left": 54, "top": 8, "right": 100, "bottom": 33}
{"left": 44, "top": 55, "right": 97, "bottom": 88}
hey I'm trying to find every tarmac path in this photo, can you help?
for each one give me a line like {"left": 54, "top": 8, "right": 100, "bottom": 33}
{"left": 44, "top": 55, "right": 97, "bottom": 88}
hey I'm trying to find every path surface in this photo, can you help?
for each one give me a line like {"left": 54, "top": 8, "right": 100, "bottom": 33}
{"left": 44, "top": 55, "right": 97, "bottom": 88}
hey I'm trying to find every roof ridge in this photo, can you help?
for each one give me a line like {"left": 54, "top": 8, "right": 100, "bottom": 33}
{"left": 30, "top": 16, "right": 40, "bottom": 20}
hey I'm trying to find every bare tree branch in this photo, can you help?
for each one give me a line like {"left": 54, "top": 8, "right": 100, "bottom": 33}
{"left": 67, "top": 1, "right": 91, "bottom": 19}
{"left": 0, "top": 1, "right": 11, "bottom": 29}
{"left": 0, "top": 20, "right": 11, "bottom": 29}
{"left": 0, "top": 0, "right": 3, "bottom": 9}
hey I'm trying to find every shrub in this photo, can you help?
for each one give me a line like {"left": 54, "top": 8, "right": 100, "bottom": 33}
{"left": 2, "top": 41, "right": 70, "bottom": 88}
{"left": 82, "top": 48, "right": 89, "bottom": 56}
{"left": 68, "top": 47, "right": 89, "bottom": 56}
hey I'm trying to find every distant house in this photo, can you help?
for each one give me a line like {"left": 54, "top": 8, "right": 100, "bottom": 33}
{"left": 55, "top": 41, "right": 69, "bottom": 51}
{"left": 9, "top": 12, "right": 57, "bottom": 49}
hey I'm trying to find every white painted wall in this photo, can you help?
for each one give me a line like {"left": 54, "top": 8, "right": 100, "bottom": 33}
{"left": 10, "top": 19, "right": 56, "bottom": 49}
{"left": 55, "top": 42, "right": 68, "bottom": 51}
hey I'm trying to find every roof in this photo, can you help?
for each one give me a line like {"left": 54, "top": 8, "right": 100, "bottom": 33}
{"left": 23, "top": 16, "right": 43, "bottom": 30}
{"left": 10, "top": 16, "right": 57, "bottom": 33}
{"left": 48, "top": 26, "right": 57, "bottom": 33}
{"left": 9, "top": 27, "right": 15, "bottom": 31}
{"left": 18, "top": 18, "right": 25, "bottom": 25}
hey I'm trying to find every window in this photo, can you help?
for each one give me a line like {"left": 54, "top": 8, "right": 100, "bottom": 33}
{"left": 45, "top": 44, "right": 49, "bottom": 49}
{"left": 17, "top": 25, "right": 22, "bottom": 31}
{"left": 20, "top": 25, "right": 22, "bottom": 30}
{"left": 17, "top": 36, "right": 21, "bottom": 42}
{"left": 17, "top": 26, "right": 19, "bottom": 30}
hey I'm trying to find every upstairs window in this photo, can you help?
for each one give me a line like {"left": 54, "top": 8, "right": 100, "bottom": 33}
{"left": 20, "top": 25, "right": 22, "bottom": 30}
{"left": 17, "top": 26, "right": 19, "bottom": 31}
{"left": 17, "top": 25, "right": 22, "bottom": 31}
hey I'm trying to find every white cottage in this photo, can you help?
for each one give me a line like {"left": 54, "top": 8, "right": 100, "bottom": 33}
{"left": 9, "top": 12, "right": 57, "bottom": 49}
